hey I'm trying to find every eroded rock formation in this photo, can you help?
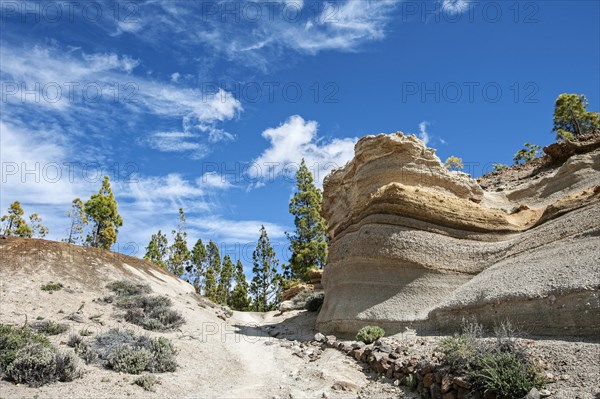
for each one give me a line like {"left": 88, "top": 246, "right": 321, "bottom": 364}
{"left": 316, "top": 132, "right": 600, "bottom": 338}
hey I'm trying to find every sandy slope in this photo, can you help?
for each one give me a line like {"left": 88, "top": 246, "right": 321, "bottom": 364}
{"left": 0, "top": 237, "right": 406, "bottom": 398}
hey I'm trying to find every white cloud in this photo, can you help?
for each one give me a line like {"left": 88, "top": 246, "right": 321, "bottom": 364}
{"left": 170, "top": 72, "right": 181, "bottom": 83}
{"left": 105, "top": 0, "right": 400, "bottom": 71}
{"left": 418, "top": 121, "right": 430, "bottom": 145}
{"left": 0, "top": 44, "right": 242, "bottom": 158}
{"left": 251, "top": 115, "right": 356, "bottom": 187}
{"left": 197, "top": 172, "right": 232, "bottom": 190}
{"left": 441, "top": 0, "right": 472, "bottom": 15}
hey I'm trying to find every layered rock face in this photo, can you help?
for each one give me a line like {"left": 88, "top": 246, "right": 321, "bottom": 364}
{"left": 316, "top": 133, "right": 600, "bottom": 338}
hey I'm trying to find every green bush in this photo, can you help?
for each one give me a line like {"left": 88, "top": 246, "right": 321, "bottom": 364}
{"left": 304, "top": 293, "right": 324, "bottom": 312}
{"left": 90, "top": 329, "right": 177, "bottom": 374}
{"left": 469, "top": 352, "right": 544, "bottom": 399}
{"left": 356, "top": 326, "right": 385, "bottom": 344}
{"left": 107, "top": 281, "right": 184, "bottom": 331}
{"left": 0, "top": 325, "right": 79, "bottom": 387}
{"left": 0, "top": 325, "right": 50, "bottom": 373}
{"left": 134, "top": 374, "right": 158, "bottom": 391}
{"left": 5, "top": 344, "right": 79, "bottom": 387}
{"left": 107, "top": 280, "right": 151, "bottom": 297}
{"left": 31, "top": 321, "right": 69, "bottom": 336}
{"left": 41, "top": 282, "right": 63, "bottom": 292}
{"left": 438, "top": 319, "right": 546, "bottom": 398}
{"left": 109, "top": 345, "right": 152, "bottom": 374}
{"left": 116, "top": 294, "right": 172, "bottom": 310}
{"left": 438, "top": 335, "right": 476, "bottom": 370}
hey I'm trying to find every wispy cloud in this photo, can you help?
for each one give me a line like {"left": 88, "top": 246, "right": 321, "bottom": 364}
{"left": 251, "top": 115, "right": 356, "bottom": 187}
{"left": 106, "top": 0, "right": 400, "bottom": 73}
{"left": 418, "top": 121, "right": 430, "bottom": 145}
{"left": 440, "top": 0, "right": 472, "bottom": 15}
{"left": 0, "top": 43, "right": 242, "bottom": 158}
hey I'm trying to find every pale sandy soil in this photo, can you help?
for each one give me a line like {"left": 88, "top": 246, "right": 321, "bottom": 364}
{"left": 0, "top": 254, "right": 409, "bottom": 399}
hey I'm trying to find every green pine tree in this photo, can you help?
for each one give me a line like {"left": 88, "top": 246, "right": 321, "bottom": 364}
{"left": 1, "top": 201, "right": 31, "bottom": 237}
{"left": 29, "top": 214, "right": 48, "bottom": 238}
{"left": 286, "top": 159, "right": 328, "bottom": 281}
{"left": 63, "top": 198, "right": 87, "bottom": 244}
{"left": 204, "top": 240, "right": 221, "bottom": 301}
{"left": 250, "top": 226, "right": 281, "bottom": 312}
{"left": 167, "top": 208, "right": 190, "bottom": 278}
{"left": 229, "top": 260, "right": 250, "bottom": 311}
{"left": 188, "top": 239, "right": 207, "bottom": 293}
{"left": 144, "top": 230, "right": 169, "bottom": 269}
{"left": 84, "top": 176, "right": 123, "bottom": 249}
{"left": 553, "top": 93, "right": 600, "bottom": 140}
{"left": 217, "top": 255, "right": 234, "bottom": 304}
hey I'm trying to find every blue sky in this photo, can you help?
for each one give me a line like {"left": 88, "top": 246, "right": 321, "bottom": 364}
{"left": 1, "top": 0, "right": 599, "bottom": 274}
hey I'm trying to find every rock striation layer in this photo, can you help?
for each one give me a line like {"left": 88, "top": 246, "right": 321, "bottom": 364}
{"left": 316, "top": 132, "right": 600, "bottom": 338}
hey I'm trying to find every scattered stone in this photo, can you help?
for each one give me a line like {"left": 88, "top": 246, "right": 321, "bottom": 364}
{"left": 331, "top": 381, "right": 361, "bottom": 393}
{"left": 314, "top": 332, "right": 325, "bottom": 342}
{"left": 351, "top": 341, "right": 366, "bottom": 349}
{"left": 523, "top": 388, "right": 540, "bottom": 399}
{"left": 539, "top": 389, "right": 551, "bottom": 398}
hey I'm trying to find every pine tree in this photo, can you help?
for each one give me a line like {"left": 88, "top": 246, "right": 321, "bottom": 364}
{"left": 229, "top": 260, "right": 250, "bottom": 311}
{"left": 553, "top": 93, "right": 600, "bottom": 139}
{"left": 84, "top": 176, "right": 123, "bottom": 249}
{"left": 64, "top": 198, "right": 87, "bottom": 244}
{"left": 204, "top": 240, "right": 221, "bottom": 301}
{"left": 167, "top": 208, "right": 190, "bottom": 278}
{"left": 250, "top": 226, "right": 281, "bottom": 312}
{"left": 1, "top": 201, "right": 30, "bottom": 237}
{"left": 217, "top": 255, "right": 234, "bottom": 304}
{"left": 188, "top": 239, "right": 207, "bottom": 293}
{"left": 286, "top": 159, "right": 328, "bottom": 281}
{"left": 29, "top": 214, "right": 48, "bottom": 238}
{"left": 144, "top": 230, "right": 169, "bottom": 269}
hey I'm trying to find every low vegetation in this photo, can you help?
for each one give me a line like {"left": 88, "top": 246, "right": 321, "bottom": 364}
{"left": 30, "top": 321, "right": 69, "bottom": 336}
{"left": 88, "top": 329, "right": 177, "bottom": 374}
{"left": 0, "top": 324, "right": 80, "bottom": 387}
{"left": 133, "top": 374, "right": 159, "bottom": 391}
{"left": 437, "top": 320, "right": 545, "bottom": 399}
{"left": 106, "top": 280, "right": 185, "bottom": 331}
{"left": 356, "top": 325, "right": 385, "bottom": 344}
{"left": 106, "top": 280, "right": 152, "bottom": 298}
{"left": 40, "top": 282, "right": 63, "bottom": 292}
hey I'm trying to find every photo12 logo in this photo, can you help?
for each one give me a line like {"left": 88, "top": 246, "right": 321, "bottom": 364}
{"left": 401, "top": 82, "right": 540, "bottom": 104}
{"left": 0, "top": 1, "right": 140, "bottom": 24}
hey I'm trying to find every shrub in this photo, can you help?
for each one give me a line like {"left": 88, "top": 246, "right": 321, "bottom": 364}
{"left": 438, "top": 319, "right": 546, "bottom": 398}
{"left": 5, "top": 344, "right": 79, "bottom": 387}
{"left": 124, "top": 307, "right": 184, "bottom": 332}
{"left": 116, "top": 294, "right": 172, "bottom": 310}
{"left": 469, "top": 352, "right": 544, "bottom": 399}
{"left": 513, "top": 143, "right": 542, "bottom": 165}
{"left": 107, "top": 280, "right": 151, "bottom": 297}
{"left": 107, "top": 281, "right": 184, "bottom": 331}
{"left": 67, "top": 334, "right": 83, "bottom": 348}
{"left": 109, "top": 345, "right": 152, "bottom": 374}
{"left": 79, "top": 327, "right": 93, "bottom": 336}
{"left": 493, "top": 163, "right": 508, "bottom": 172}
{"left": 31, "top": 321, "right": 69, "bottom": 336}
{"left": 438, "top": 335, "right": 476, "bottom": 370}
{"left": 134, "top": 374, "right": 158, "bottom": 391}
{"left": 41, "top": 282, "right": 63, "bottom": 292}
{"left": 90, "top": 329, "right": 177, "bottom": 374}
{"left": 0, "top": 325, "right": 79, "bottom": 387}
{"left": 444, "top": 156, "right": 464, "bottom": 171}
{"left": 0, "top": 325, "right": 50, "bottom": 373}
{"left": 356, "top": 326, "right": 385, "bottom": 344}
{"left": 304, "top": 293, "right": 324, "bottom": 312}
